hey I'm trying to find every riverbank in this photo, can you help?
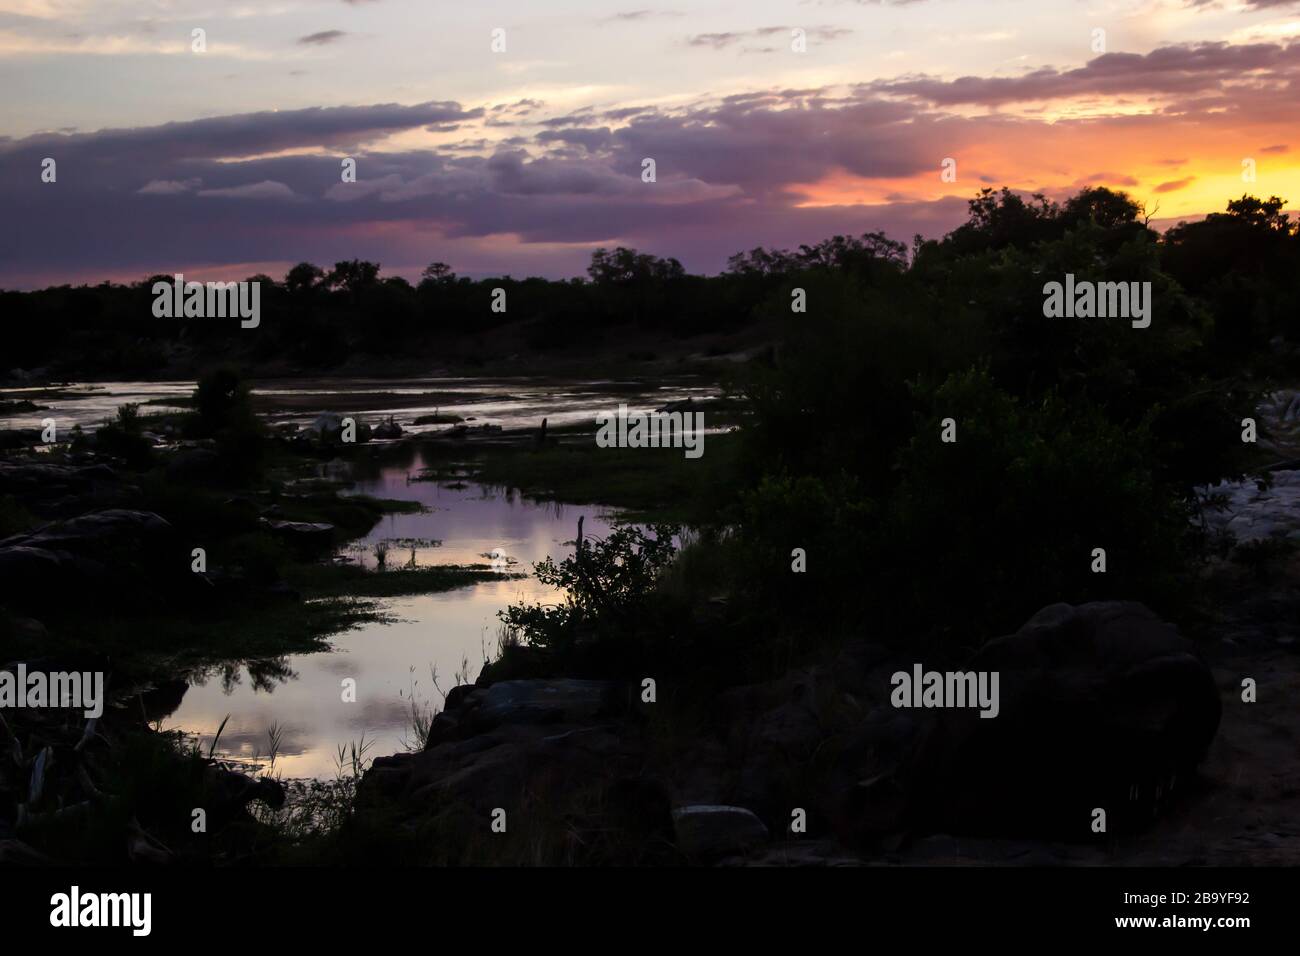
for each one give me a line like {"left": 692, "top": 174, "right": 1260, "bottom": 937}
{"left": 319, "top": 390, "right": 1300, "bottom": 866}
{"left": 0, "top": 368, "right": 750, "bottom": 861}
{"left": 3, "top": 373, "right": 1299, "bottom": 867}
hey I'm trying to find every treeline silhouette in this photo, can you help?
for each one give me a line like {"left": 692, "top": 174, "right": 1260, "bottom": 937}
{"left": 460, "top": 188, "right": 1299, "bottom": 679}
{"left": 723, "top": 188, "right": 1298, "bottom": 659}
{"left": 3, "top": 187, "right": 1296, "bottom": 379}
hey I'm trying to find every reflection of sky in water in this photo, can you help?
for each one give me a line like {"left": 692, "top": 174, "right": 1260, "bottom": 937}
{"left": 11, "top": 376, "right": 705, "bottom": 777}
{"left": 4, "top": 376, "right": 721, "bottom": 436}
{"left": 162, "top": 452, "right": 618, "bottom": 779}
{"left": 0, "top": 381, "right": 193, "bottom": 431}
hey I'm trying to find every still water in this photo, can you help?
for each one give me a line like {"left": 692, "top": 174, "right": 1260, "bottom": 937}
{"left": 0, "top": 375, "right": 720, "bottom": 436}
{"left": 161, "top": 455, "right": 618, "bottom": 778}
{"left": 13, "top": 376, "right": 715, "bottom": 777}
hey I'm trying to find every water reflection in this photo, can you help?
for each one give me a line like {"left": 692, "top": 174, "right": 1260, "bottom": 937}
{"left": 161, "top": 453, "right": 617, "bottom": 778}
{"left": 189, "top": 658, "right": 298, "bottom": 696}
{"left": 4, "top": 376, "right": 721, "bottom": 437}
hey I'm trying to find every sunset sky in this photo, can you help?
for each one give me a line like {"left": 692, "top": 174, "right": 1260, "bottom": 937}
{"left": 2, "top": 0, "right": 1298, "bottom": 287}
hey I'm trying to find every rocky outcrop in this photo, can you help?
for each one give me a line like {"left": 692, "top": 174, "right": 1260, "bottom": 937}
{"left": 165, "top": 447, "right": 221, "bottom": 484}
{"left": 706, "top": 602, "right": 1221, "bottom": 848}
{"left": 680, "top": 639, "right": 916, "bottom": 845}
{"left": 298, "top": 413, "right": 371, "bottom": 445}
{"left": 896, "top": 601, "right": 1221, "bottom": 839}
{"left": 0, "top": 509, "right": 171, "bottom": 552}
{"left": 0, "top": 461, "right": 131, "bottom": 514}
{"left": 354, "top": 601, "right": 1222, "bottom": 863}
{"left": 424, "top": 678, "right": 622, "bottom": 745}
{"left": 258, "top": 518, "right": 335, "bottom": 551}
{"left": 672, "top": 805, "right": 769, "bottom": 862}
{"left": 0, "top": 509, "right": 174, "bottom": 605}
{"left": 355, "top": 678, "right": 681, "bottom": 861}
{"left": 362, "top": 680, "right": 636, "bottom": 816}
{"left": 0, "top": 838, "right": 57, "bottom": 865}
{"left": 3, "top": 616, "right": 48, "bottom": 644}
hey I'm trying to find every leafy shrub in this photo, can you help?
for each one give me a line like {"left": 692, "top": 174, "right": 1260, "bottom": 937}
{"left": 189, "top": 367, "right": 266, "bottom": 483}
{"left": 95, "top": 402, "right": 154, "bottom": 469}
{"left": 885, "top": 368, "right": 1193, "bottom": 642}
{"left": 499, "top": 523, "right": 679, "bottom": 655}
{"left": 734, "top": 473, "right": 875, "bottom": 634}
{"left": 731, "top": 366, "right": 1199, "bottom": 651}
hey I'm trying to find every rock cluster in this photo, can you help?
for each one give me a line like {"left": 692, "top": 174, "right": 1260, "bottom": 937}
{"left": 356, "top": 601, "right": 1223, "bottom": 863}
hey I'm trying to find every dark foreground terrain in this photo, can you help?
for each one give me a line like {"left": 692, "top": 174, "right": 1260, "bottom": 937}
{"left": 2, "top": 187, "right": 1299, "bottom": 866}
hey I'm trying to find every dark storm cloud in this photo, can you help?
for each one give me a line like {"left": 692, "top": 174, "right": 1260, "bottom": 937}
{"left": 491, "top": 99, "right": 545, "bottom": 115}
{"left": 0, "top": 85, "right": 971, "bottom": 284}
{"left": 1, "top": 101, "right": 481, "bottom": 170}
{"left": 0, "top": 101, "right": 482, "bottom": 283}
{"left": 298, "top": 31, "right": 348, "bottom": 46}
{"left": 536, "top": 127, "right": 615, "bottom": 152}
{"left": 604, "top": 94, "right": 951, "bottom": 194}
{"left": 871, "top": 41, "right": 1300, "bottom": 105}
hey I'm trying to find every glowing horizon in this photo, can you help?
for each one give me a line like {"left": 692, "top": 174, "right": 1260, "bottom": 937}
{"left": 1, "top": 0, "right": 1297, "bottom": 288}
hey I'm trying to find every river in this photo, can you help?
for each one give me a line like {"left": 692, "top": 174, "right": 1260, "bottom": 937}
{"left": 161, "top": 459, "right": 618, "bottom": 778}
{"left": 10, "top": 376, "right": 715, "bottom": 778}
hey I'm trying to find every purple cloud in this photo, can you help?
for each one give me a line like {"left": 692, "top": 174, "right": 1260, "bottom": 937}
{"left": 1, "top": 37, "right": 1296, "bottom": 288}
{"left": 299, "top": 31, "right": 348, "bottom": 46}
{"left": 871, "top": 41, "right": 1300, "bottom": 105}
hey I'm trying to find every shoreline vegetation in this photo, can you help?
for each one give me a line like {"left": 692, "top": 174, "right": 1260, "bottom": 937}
{"left": 2, "top": 187, "right": 1300, "bottom": 865}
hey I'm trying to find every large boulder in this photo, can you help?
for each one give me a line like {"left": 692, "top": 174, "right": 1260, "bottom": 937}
{"left": 0, "top": 462, "right": 128, "bottom": 514}
{"left": 695, "top": 641, "right": 911, "bottom": 836}
{"left": 165, "top": 447, "right": 221, "bottom": 484}
{"left": 372, "top": 417, "right": 404, "bottom": 440}
{"left": 299, "top": 413, "right": 371, "bottom": 445}
{"left": 672, "top": 805, "right": 769, "bottom": 862}
{"left": 1, "top": 616, "right": 48, "bottom": 644}
{"left": 0, "top": 510, "right": 174, "bottom": 605}
{"left": 258, "top": 518, "right": 335, "bottom": 551}
{"left": 0, "top": 545, "right": 96, "bottom": 594}
{"left": 0, "top": 509, "right": 171, "bottom": 552}
{"left": 357, "top": 679, "right": 648, "bottom": 860}
{"left": 427, "top": 678, "right": 620, "bottom": 743}
{"left": 0, "top": 839, "right": 56, "bottom": 865}
{"left": 897, "top": 601, "right": 1221, "bottom": 839}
